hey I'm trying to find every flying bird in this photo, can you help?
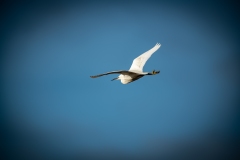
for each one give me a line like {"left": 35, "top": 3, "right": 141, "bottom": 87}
{"left": 90, "top": 43, "right": 161, "bottom": 84}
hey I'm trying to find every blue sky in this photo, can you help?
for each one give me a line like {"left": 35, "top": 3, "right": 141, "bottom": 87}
{"left": 1, "top": 0, "right": 239, "bottom": 159}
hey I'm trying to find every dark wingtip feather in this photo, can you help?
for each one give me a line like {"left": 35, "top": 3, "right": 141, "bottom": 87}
{"left": 90, "top": 75, "right": 99, "bottom": 78}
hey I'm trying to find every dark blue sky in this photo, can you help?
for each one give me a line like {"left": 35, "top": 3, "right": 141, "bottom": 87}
{"left": 1, "top": 0, "right": 239, "bottom": 159}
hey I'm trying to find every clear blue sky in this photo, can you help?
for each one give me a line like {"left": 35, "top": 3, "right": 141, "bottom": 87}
{"left": 1, "top": 0, "right": 239, "bottom": 159}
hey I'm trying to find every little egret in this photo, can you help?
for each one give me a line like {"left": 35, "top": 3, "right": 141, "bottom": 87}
{"left": 90, "top": 43, "right": 161, "bottom": 84}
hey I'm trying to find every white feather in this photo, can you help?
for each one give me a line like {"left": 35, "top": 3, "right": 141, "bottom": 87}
{"left": 129, "top": 43, "right": 161, "bottom": 72}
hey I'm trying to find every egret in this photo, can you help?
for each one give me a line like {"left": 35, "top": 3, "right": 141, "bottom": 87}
{"left": 90, "top": 43, "right": 161, "bottom": 84}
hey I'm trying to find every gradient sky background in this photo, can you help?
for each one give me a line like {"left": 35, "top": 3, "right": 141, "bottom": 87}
{"left": 1, "top": 0, "right": 240, "bottom": 159}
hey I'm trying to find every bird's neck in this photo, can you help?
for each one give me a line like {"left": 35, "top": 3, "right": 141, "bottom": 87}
{"left": 147, "top": 72, "right": 153, "bottom": 75}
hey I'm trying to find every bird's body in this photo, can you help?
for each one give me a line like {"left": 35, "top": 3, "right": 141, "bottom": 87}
{"left": 90, "top": 43, "right": 161, "bottom": 84}
{"left": 117, "top": 71, "right": 146, "bottom": 84}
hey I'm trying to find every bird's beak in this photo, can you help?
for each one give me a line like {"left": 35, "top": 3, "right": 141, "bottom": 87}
{"left": 152, "top": 70, "right": 160, "bottom": 75}
{"left": 111, "top": 77, "right": 118, "bottom": 81}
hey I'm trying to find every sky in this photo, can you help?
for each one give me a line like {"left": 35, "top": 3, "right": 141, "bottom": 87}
{"left": 1, "top": 0, "right": 240, "bottom": 159}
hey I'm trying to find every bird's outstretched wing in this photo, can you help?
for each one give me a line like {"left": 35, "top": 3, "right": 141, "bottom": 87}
{"left": 129, "top": 43, "right": 161, "bottom": 72}
{"left": 90, "top": 70, "right": 129, "bottom": 78}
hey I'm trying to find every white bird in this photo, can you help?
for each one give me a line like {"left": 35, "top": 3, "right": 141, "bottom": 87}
{"left": 90, "top": 43, "right": 161, "bottom": 84}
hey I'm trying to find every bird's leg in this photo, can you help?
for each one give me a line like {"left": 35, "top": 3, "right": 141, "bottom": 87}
{"left": 111, "top": 77, "right": 118, "bottom": 81}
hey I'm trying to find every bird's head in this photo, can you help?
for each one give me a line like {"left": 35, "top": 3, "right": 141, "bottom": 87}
{"left": 152, "top": 70, "right": 160, "bottom": 75}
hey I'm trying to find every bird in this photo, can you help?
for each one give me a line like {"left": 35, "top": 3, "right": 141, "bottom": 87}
{"left": 90, "top": 43, "right": 161, "bottom": 84}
